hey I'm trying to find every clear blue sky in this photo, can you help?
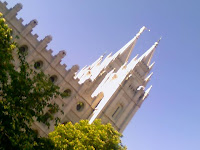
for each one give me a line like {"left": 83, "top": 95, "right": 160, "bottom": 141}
{"left": 3, "top": 0, "right": 200, "bottom": 149}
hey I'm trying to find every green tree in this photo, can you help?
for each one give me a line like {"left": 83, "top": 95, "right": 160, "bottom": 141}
{"left": 49, "top": 119, "right": 127, "bottom": 150}
{"left": 0, "top": 13, "right": 62, "bottom": 149}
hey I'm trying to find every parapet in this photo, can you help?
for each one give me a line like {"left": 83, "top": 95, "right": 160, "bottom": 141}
{"left": 0, "top": 2, "right": 81, "bottom": 84}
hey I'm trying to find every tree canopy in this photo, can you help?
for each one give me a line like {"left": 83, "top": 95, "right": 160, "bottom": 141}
{"left": 49, "top": 119, "right": 126, "bottom": 150}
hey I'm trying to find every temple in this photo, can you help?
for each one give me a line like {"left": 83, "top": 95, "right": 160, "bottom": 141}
{"left": 0, "top": 2, "right": 160, "bottom": 136}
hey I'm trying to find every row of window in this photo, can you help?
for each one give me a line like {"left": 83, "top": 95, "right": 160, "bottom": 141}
{"left": 61, "top": 102, "right": 122, "bottom": 125}
{"left": 45, "top": 101, "right": 124, "bottom": 124}
{"left": 19, "top": 45, "right": 73, "bottom": 99}
{"left": 19, "top": 45, "right": 86, "bottom": 112}
{"left": 19, "top": 46, "right": 73, "bottom": 97}
{"left": 45, "top": 101, "right": 123, "bottom": 123}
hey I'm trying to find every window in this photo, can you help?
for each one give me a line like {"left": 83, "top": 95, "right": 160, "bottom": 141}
{"left": 62, "top": 89, "right": 71, "bottom": 98}
{"left": 34, "top": 61, "right": 43, "bottom": 69}
{"left": 19, "top": 45, "right": 28, "bottom": 53}
{"left": 112, "top": 104, "right": 123, "bottom": 120}
{"left": 76, "top": 102, "right": 84, "bottom": 112}
{"left": 49, "top": 75, "right": 57, "bottom": 83}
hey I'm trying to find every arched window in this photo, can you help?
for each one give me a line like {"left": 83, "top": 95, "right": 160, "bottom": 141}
{"left": 62, "top": 89, "right": 72, "bottom": 98}
{"left": 112, "top": 104, "right": 123, "bottom": 120}
{"left": 19, "top": 45, "right": 28, "bottom": 53}
{"left": 49, "top": 75, "right": 58, "bottom": 83}
{"left": 76, "top": 102, "right": 84, "bottom": 112}
{"left": 34, "top": 60, "right": 43, "bottom": 69}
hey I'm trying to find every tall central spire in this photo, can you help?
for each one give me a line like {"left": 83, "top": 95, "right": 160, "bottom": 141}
{"left": 111, "top": 26, "right": 146, "bottom": 63}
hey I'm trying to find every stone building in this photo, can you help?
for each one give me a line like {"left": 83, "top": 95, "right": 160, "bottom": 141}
{"left": 0, "top": 2, "right": 160, "bottom": 137}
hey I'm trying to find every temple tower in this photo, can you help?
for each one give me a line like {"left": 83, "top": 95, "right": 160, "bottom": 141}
{"left": 88, "top": 40, "right": 160, "bottom": 132}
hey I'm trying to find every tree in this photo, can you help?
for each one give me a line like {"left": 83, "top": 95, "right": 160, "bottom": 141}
{"left": 0, "top": 13, "right": 62, "bottom": 149}
{"left": 49, "top": 119, "right": 127, "bottom": 150}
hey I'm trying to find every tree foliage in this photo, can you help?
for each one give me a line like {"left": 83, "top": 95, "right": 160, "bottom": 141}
{"left": 0, "top": 13, "right": 62, "bottom": 149}
{"left": 49, "top": 119, "right": 127, "bottom": 150}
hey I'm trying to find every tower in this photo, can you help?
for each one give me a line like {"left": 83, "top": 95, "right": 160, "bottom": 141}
{"left": 0, "top": 2, "right": 160, "bottom": 136}
{"left": 88, "top": 40, "right": 159, "bottom": 132}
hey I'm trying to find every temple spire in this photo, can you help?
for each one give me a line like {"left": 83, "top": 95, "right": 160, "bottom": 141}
{"left": 112, "top": 26, "right": 146, "bottom": 63}
{"left": 90, "top": 55, "right": 104, "bottom": 69}
{"left": 144, "top": 72, "right": 153, "bottom": 86}
{"left": 142, "top": 85, "right": 152, "bottom": 100}
{"left": 149, "top": 62, "right": 155, "bottom": 70}
{"left": 139, "top": 37, "right": 161, "bottom": 66}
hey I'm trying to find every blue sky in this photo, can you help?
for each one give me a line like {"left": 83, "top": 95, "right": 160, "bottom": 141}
{"left": 3, "top": 0, "right": 200, "bottom": 149}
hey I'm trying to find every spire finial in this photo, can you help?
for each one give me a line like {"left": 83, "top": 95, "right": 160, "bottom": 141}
{"left": 136, "top": 26, "right": 147, "bottom": 39}
{"left": 138, "top": 37, "right": 161, "bottom": 66}
{"left": 155, "top": 36, "right": 162, "bottom": 47}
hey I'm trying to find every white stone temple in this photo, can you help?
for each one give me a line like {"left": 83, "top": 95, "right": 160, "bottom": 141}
{"left": 0, "top": 2, "right": 160, "bottom": 137}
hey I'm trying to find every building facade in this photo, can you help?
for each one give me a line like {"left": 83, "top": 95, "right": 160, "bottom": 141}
{"left": 0, "top": 2, "right": 160, "bottom": 137}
